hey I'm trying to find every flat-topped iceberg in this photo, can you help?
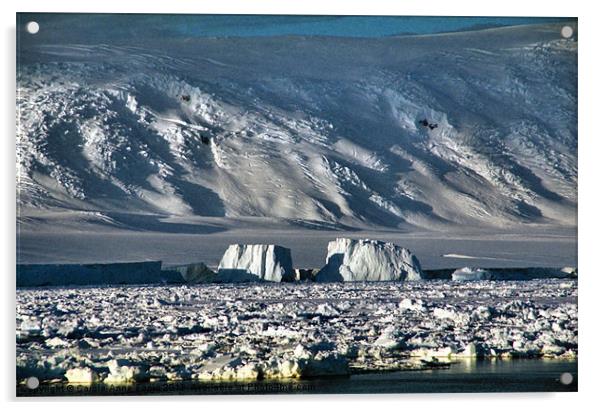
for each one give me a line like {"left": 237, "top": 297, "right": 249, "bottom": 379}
{"left": 452, "top": 267, "right": 493, "bottom": 281}
{"left": 315, "top": 238, "right": 424, "bottom": 282}
{"left": 16, "top": 261, "right": 182, "bottom": 287}
{"left": 217, "top": 244, "right": 295, "bottom": 282}
{"left": 451, "top": 266, "right": 578, "bottom": 281}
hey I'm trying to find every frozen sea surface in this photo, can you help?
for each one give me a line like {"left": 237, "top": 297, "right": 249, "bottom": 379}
{"left": 17, "top": 279, "right": 577, "bottom": 393}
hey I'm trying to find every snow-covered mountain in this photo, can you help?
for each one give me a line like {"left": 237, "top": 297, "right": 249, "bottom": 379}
{"left": 16, "top": 23, "right": 577, "bottom": 231}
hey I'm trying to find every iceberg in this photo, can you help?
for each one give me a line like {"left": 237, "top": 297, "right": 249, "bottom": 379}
{"left": 16, "top": 261, "right": 182, "bottom": 287}
{"left": 452, "top": 267, "right": 493, "bottom": 281}
{"left": 450, "top": 266, "right": 578, "bottom": 281}
{"left": 315, "top": 238, "right": 424, "bottom": 282}
{"left": 217, "top": 244, "right": 295, "bottom": 282}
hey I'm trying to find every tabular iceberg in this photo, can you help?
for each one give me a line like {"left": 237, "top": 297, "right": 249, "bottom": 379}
{"left": 16, "top": 261, "right": 181, "bottom": 287}
{"left": 452, "top": 267, "right": 493, "bottom": 281}
{"left": 217, "top": 244, "right": 295, "bottom": 282}
{"left": 315, "top": 238, "right": 424, "bottom": 282}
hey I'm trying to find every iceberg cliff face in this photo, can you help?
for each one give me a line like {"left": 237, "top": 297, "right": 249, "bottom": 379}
{"left": 316, "top": 238, "right": 424, "bottom": 282}
{"left": 217, "top": 244, "right": 295, "bottom": 282}
{"left": 16, "top": 261, "right": 180, "bottom": 287}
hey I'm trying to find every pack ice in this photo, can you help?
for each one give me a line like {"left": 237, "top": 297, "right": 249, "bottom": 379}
{"left": 217, "top": 244, "right": 295, "bottom": 282}
{"left": 316, "top": 238, "right": 424, "bottom": 282}
{"left": 16, "top": 280, "right": 578, "bottom": 385}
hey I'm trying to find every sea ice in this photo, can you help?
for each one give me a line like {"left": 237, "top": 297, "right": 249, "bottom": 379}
{"left": 16, "top": 279, "right": 577, "bottom": 385}
{"left": 104, "top": 359, "right": 148, "bottom": 384}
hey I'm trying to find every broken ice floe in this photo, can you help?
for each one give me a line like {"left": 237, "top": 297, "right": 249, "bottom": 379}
{"left": 17, "top": 279, "right": 577, "bottom": 385}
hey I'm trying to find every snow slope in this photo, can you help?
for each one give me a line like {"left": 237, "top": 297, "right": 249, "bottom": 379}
{"left": 17, "top": 24, "right": 577, "bottom": 232}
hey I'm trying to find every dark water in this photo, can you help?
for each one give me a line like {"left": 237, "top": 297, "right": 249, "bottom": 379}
{"left": 18, "top": 359, "right": 577, "bottom": 396}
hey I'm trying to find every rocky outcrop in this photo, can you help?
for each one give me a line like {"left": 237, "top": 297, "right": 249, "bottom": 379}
{"left": 217, "top": 244, "right": 295, "bottom": 282}
{"left": 172, "top": 262, "right": 216, "bottom": 284}
{"left": 315, "top": 238, "right": 424, "bottom": 282}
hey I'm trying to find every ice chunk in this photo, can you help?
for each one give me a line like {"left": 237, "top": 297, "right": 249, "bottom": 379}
{"left": 315, "top": 303, "right": 339, "bottom": 317}
{"left": 272, "top": 359, "right": 303, "bottom": 379}
{"left": 263, "top": 354, "right": 349, "bottom": 379}
{"left": 561, "top": 266, "right": 577, "bottom": 277}
{"left": 20, "top": 317, "right": 41, "bottom": 336}
{"left": 65, "top": 367, "right": 99, "bottom": 384}
{"left": 303, "top": 353, "right": 349, "bottom": 377}
{"left": 374, "top": 326, "right": 404, "bottom": 350}
{"left": 398, "top": 298, "right": 426, "bottom": 312}
{"left": 45, "top": 337, "right": 70, "bottom": 348}
{"left": 452, "top": 267, "right": 493, "bottom": 281}
{"left": 433, "top": 308, "right": 469, "bottom": 324}
{"left": 235, "top": 363, "right": 262, "bottom": 380}
{"left": 217, "top": 244, "right": 294, "bottom": 282}
{"left": 457, "top": 343, "right": 479, "bottom": 358}
{"left": 315, "top": 238, "right": 424, "bottom": 282}
{"left": 104, "top": 359, "right": 148, "bottom": 384}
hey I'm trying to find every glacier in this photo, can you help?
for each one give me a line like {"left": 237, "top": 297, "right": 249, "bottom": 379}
{"left": 16, "top": 23, "right": 577, "bottom": 238}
